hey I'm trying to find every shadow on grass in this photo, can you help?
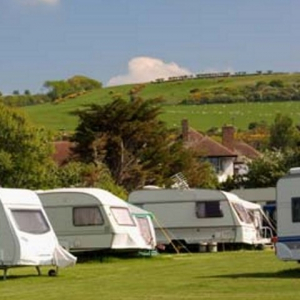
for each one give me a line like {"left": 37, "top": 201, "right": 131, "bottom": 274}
{"left": 201, "top": 268, "right": 300, "bottom": 279}
{"left": 75, "top": 250, "right": 155, "bottom": 263}
{"left": 0, "top": 274, "right": 50, "bottom": 281}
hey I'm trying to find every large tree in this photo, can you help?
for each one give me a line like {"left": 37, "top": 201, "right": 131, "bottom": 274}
{"left": 44, "top": 75, "right": 102, "bottom": 101}
{"left": 72, "top": 97, "right": 217, "bottom": 191}
{"left": 56, "top": 162, "right": 127, "bottom": 199}
{"left": 0, "top": 104, "right": 57, "bottom": 189}
{"left": 269, "top": 113, "right": 299, "bottom": 151}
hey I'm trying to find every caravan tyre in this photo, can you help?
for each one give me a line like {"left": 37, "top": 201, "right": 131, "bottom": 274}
{"left": 48, "top": 269, "right": 57, "bottom": 277}
{"left": 255, "top": 244, "right": 265, "bottom": 251}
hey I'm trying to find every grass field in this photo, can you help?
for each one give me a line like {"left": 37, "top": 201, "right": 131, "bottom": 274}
{"left": 22, "top": 101, "right": 300, "bottom": 132}
{"left": 162, "top": 102, "right": 300, "bottom": 131}
{"left": 17, "top": 72, "right": 300, "bottom": 132}
{"left": 2, "top": 250, "right": 300, "bottom": 300}
{"left": 19, "top": 73, "right": 300, "bottom": 132}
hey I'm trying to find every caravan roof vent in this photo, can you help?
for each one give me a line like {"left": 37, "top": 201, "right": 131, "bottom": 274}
{"left": 289, "top": 167, "right": 300, "bottom": 174}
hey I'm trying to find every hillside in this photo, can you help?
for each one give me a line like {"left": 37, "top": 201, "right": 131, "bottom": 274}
{"left": 21, "top": 72, "right": 300, "bottom": 132}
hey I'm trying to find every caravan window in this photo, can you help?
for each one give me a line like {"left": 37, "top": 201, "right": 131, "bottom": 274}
{"left": 136, "top": 217, "right": 152, "bottom": 245}
{"left": 231, "top": 203, "right": 252, "bottom": 224}
{"left": 292, "top": 197, "right": 300, "bottom": 222}
{"left": 73, "top": 206, "right": 104, "bottom": 226}
{"left": 11, "top": 209, "right": 50, "bottom": 234}
{"left": 195, "top": 201, "right": 223, "bottom": 218}
{"left": 111, "top": 207, "right": 135, "bottom": 226}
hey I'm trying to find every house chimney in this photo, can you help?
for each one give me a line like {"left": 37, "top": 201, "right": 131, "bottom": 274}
{"left": 222, "top": 125, "right": 235, "bottom": 151}
{"left": 181, "top": 119, "right": 189, "bottom": 142}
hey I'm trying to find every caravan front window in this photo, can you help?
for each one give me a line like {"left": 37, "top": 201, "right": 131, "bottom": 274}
{"left": 11, "top": 209, "right": 50, "bottom": 234}
{"left": 195, "top": 201, "right": 223, "bottom": 218}
{"left": 136, "top": 217, "right": 152, "bottom": 245}
{"left": 231, "top": 203, "right": 252, "bottom": 224}
{"left": 73, "top": 206, "right": 104, "bottom": 226}
{"left": 111, "top": 207, "right": 135, "bottom": 226}
{"left": 292, "top": 197, "right": 300, "bottom": 222}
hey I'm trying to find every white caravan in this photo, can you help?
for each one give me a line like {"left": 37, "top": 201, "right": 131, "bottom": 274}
{"left": 37, "top": 188, "right": 153, "bottom": 253}
{"left": 0, "top": 188, "right": 76, "bottom": 280}
{"left": 128, "top": 188, "right": 271, "bottom": 249}
{"left": 128, "top": 203, "right": 157, "bottom": 251}
{"left": 274, "top": 167, "right": 300, "bottom": 261}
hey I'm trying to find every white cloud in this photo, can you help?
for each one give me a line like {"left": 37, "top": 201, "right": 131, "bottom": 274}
{"left": 107, "top": 57, "right": 193, "bottom": 86}
{"left": 18, "top": 0, "right": 59, "bottom": 5}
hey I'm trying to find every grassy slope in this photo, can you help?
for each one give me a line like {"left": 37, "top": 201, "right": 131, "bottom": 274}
{"left": 2, "top": 251, "right": 300, "bottom": 300}
{"left": 21, "top": 73, "right": 300, "bottom": 132}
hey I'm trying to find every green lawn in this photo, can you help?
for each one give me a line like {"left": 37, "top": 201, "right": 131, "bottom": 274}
{"left": 1, "top": 251, "right": 300, "bottom": 300}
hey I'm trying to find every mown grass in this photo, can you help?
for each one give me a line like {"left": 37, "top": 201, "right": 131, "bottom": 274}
{"left": 1, "top": 250, "right": 300, "bottom": 300}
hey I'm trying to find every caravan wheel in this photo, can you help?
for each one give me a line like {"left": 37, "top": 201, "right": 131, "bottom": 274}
{"left": 255, "top": 244, "right": 265, "bottom": 251}
{"left": 48, "top": 269, "right": 57, "bottom": 277}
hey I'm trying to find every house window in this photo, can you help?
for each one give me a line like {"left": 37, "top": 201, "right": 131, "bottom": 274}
{"left": 207, "top": 158, "right": 223, "bottom": 173}
{"left": 195, "top": 201, "right": 223, "bottom": 218}
{"left": 292, "top": 197, "right": 300, "bottom": 223}
{"left": 11, "top": 209, "right": 50, "bottom": 234}
{"left": 73, "top": 206, "right": 104, "bottom": 226}
{"left": 110, "top": 207, "right": 135, "bottom": 226}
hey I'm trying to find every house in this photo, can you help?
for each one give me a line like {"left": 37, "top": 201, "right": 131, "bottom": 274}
{"left": 51, "top": 121, "right": 260, "bottom": 184}
{"left": 181, "top": 119, "right": 261, "bottom": 182}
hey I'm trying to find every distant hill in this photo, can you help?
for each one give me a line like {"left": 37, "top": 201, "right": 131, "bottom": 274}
{"left": 20, "top": 72, "right": 300, "bottom": 132}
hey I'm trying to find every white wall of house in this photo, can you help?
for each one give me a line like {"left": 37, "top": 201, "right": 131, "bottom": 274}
{"left": 218, "top": 157, "right": 235, "bottom": 182}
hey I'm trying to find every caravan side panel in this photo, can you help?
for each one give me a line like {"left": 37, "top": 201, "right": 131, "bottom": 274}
{"left": 276, "top": 173, "right": 300, "bottom": 261}
{"left": 39, "top": 189, "right": 151, "bottom": 252}
{"left": 129, "top": 189, "right": 241, "bottom": 245}
{"left": 40, "top": 192, "right": 113, "bottom": 251}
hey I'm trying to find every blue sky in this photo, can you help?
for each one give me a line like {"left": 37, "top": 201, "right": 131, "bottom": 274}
{"left": 1, "top": 0, "right": 300, "bottom": 94}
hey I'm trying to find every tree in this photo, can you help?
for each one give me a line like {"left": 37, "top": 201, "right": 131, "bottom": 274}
{"left": 56, "top": 161, "right": 127, "bottom": 199}
{"left": 269, "top": 113, "right": 299, "bottom": 151}
{"left": 43, "top": 80, "right": 73, "bottom": 101}
{"left": 44, "top": 76, "right": 102, "bottom": 101}
{"left": 72, "top": 97, "right": 217, "bottom": 191}
{"left": 67, "top": 75, "right": 102, "bottom": 91}
{"left": 222, "top": 150, "right": 287, "bottom": 189}
{"left": 244, "top": 150, "right": 287, "bottom": 187}
{"left": 269, "top": 79, "right": 284, "bottom": 88}
{"left": 0, "top": 103, "right": 58, "bottom": 189}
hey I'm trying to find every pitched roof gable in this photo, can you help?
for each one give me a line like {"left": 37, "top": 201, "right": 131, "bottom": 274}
{"left": 233, "top": 140, "right": 261, "bottom": 159}
{"left": 181, "top": 119, "right": 260, "bottom": 159}
{"left": 184, "top": 128, "right": 237, "bottom": 157}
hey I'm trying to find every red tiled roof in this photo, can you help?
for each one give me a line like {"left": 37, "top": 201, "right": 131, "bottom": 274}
{"left": 184, "top": 129, "right": 237, "bottom": 157}
{"left": 233, "top": 140, "right": 261, "bottom": 159}
{"left": 184, "top": 127, "right": 260, "bottom": 159}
